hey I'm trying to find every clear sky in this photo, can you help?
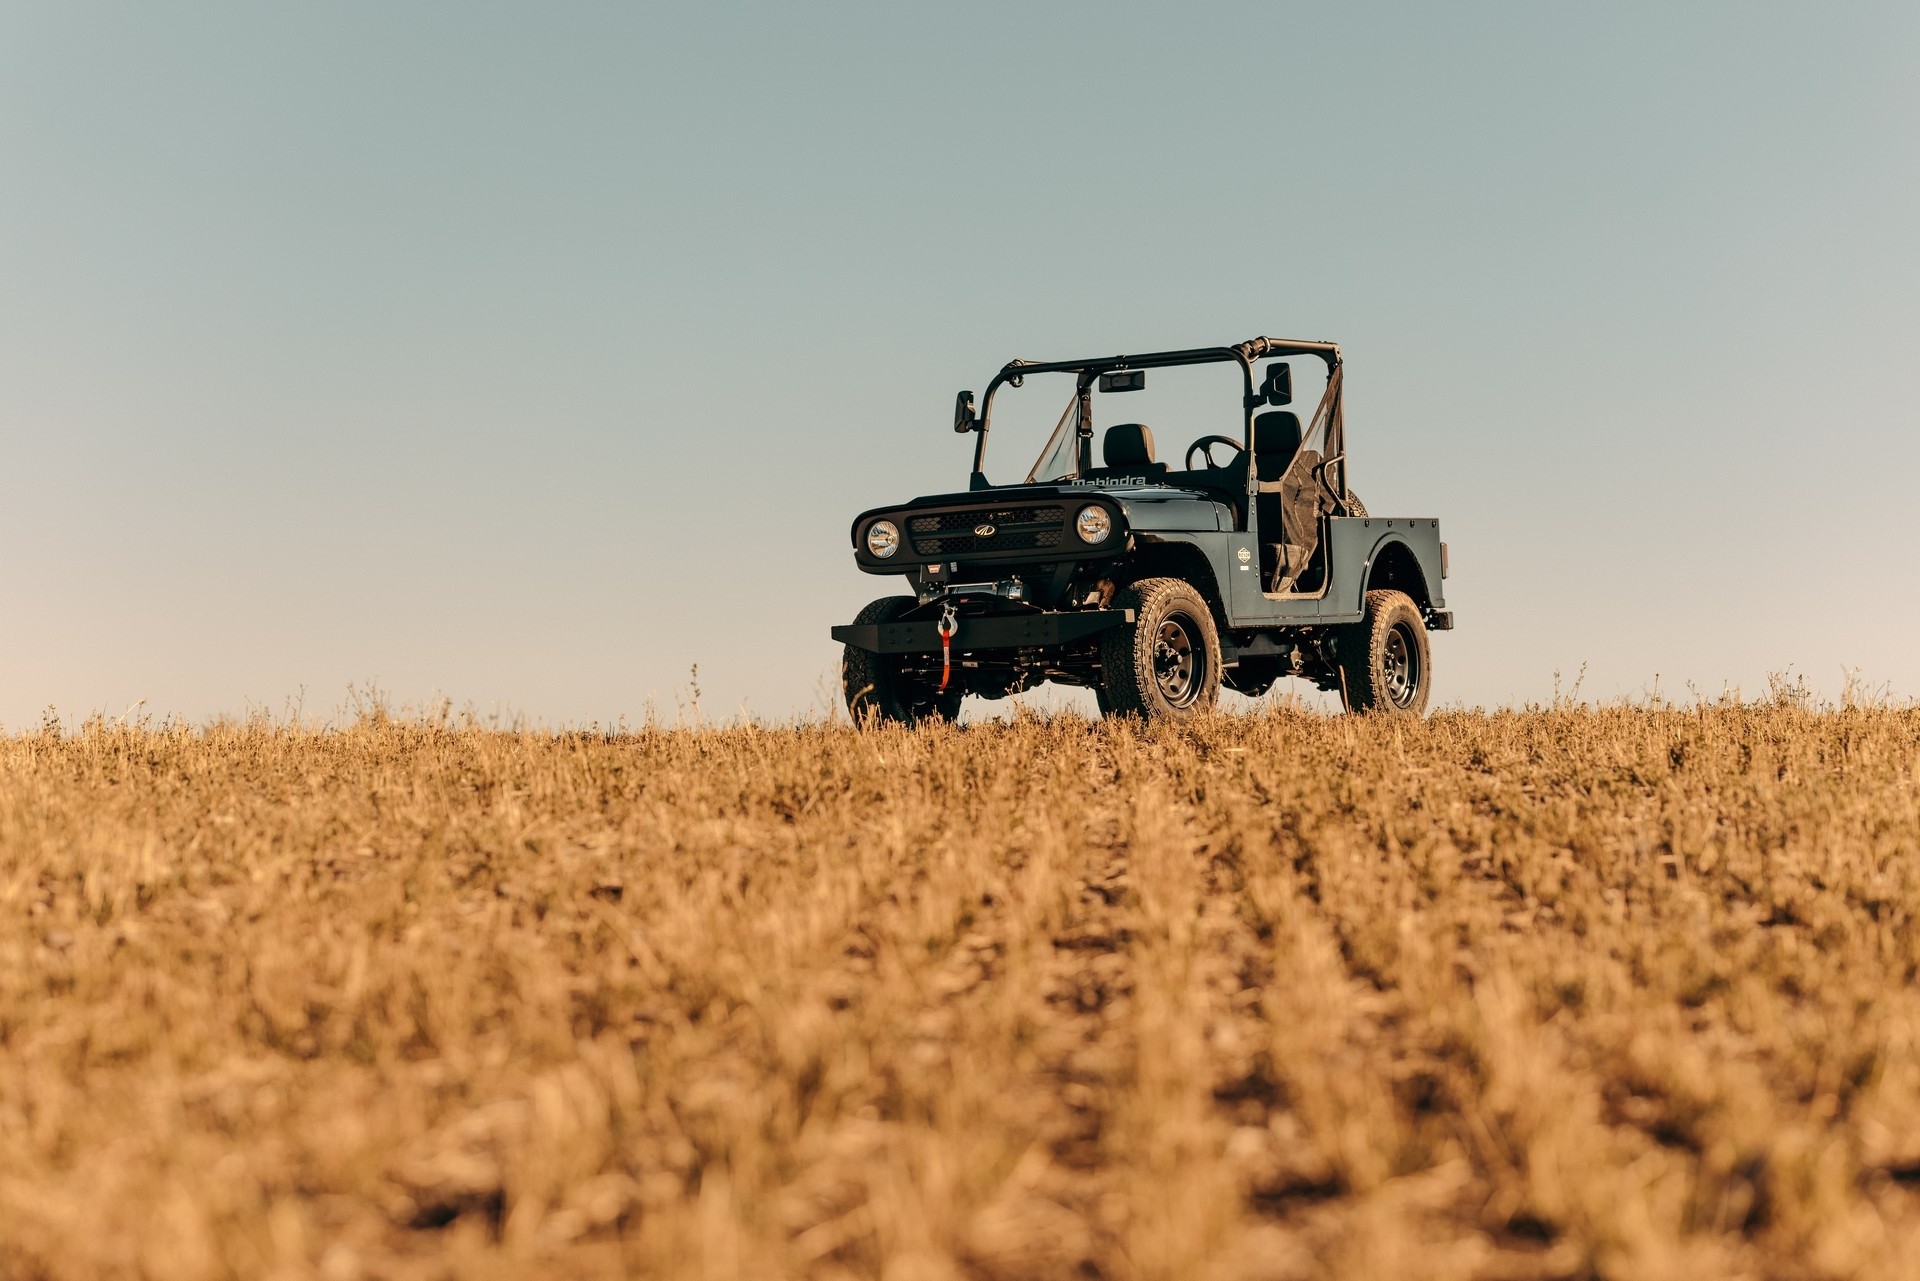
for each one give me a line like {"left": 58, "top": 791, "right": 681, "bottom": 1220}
{"left": 2, "top": 2, "right": 1916, "bottom": 726}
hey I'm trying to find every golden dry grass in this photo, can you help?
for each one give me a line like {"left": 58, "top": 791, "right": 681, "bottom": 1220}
{"left": 4, "top": 705, "right": 1920, "bottom": 1281}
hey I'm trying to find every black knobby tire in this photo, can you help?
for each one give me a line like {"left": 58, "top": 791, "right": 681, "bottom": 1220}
{"left": 842, "top": 597, "right": 964, "bottom": 727}
{"left": 1338, "top": 589, "right": 1431, "bottom": 715}
{"left": 1097, "top": 578, "right": 1223, "bottom": 720}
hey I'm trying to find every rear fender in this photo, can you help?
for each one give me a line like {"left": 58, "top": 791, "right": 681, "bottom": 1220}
{"left": 1334, "top": 521, "right": 1448, "bottom": 621}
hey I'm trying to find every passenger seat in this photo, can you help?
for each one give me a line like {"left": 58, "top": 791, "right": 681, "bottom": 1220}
{"left": 1097, "top": 424, "right": 1168, "bottom": 479}
{"left": 1253, "top": 411, "right": 1323, "bottom": 592}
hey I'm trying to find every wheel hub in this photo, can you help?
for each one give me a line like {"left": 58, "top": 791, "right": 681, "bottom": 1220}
{"left": 1151, "top": 617, "right": 1200, "bottom": 706}
{"left": 1384, "top": 623, "right": 1421, "bottom": 709}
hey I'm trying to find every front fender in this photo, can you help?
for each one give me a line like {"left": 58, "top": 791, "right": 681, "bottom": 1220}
{"left": 1127, "top": 531, "right": 1236, "bottom": 624}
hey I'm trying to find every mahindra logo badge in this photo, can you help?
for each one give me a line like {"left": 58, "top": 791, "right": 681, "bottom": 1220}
{"left": 973, "top": 523, "right": 996, "bottom": 537}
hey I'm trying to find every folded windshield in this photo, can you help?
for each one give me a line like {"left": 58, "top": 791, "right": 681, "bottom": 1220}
{"left": 1023, "top": 387, "right": 1087, "bottom": 484}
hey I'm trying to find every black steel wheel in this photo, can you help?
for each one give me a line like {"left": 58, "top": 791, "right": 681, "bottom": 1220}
{"left": 1152, "top": 615, "right": 1203, "bottom": 707}
{"left": 1097, "top": 578, "right": 1222, "bottom": 721}
{"left": 1337, "top": 589, "right": 1431, "bottom": 716}
{"left": 842, "top": 597, "right": 964, "bottom": 727}
{"left": 1381, "top": 620, "right": 1422, "bottom": 709}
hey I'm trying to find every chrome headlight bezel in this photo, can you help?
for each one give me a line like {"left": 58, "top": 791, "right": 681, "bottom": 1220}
{"left": 865, "top": 519, "right": 901, "bottom": 558}
{"left": 1074, "top": 504, "right": 1113, "bottom": 545}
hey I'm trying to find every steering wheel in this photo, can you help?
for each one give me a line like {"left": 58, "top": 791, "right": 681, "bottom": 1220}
{"left": 1185, "top": 435, "right": 1244, "bottom": 470}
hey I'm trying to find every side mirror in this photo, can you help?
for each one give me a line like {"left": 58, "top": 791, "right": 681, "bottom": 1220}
{"left": 1262, "top": 363, "right": 1292, "bottom": 406}
{"left": 1098, "top": 370, "right": 1146, "bottom": 393}
{"left": 952, "top": 389, "right": 977, "bottom": 433}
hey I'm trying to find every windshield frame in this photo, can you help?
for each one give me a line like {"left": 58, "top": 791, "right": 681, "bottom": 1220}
{"left": 967, "top": 338, "right": 1342, "bottom": 493}
{"left": 1017, "top": 372, "right": 1094, "bottom": 484}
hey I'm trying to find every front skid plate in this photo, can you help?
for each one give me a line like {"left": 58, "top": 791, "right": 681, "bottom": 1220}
{"left": 831, "top": 609, "right": 1135, "bottom": 655}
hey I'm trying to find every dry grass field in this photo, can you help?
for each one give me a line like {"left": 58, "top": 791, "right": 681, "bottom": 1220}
{"left": 4, "top": 703, "right": 1920, "bottom": 1281}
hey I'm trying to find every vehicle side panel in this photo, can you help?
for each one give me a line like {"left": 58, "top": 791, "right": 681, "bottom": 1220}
{"left": 1218, "top": 517, "right": 1445, "bottom": 628}
{"left": 1223, "top": 531, "right": 1264, "bottom": 618}
{"left": 1222, "top": 534, "right": 1322, "bottom": 625}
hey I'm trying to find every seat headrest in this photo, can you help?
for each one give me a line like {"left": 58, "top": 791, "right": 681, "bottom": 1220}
{"left": 1253, "top": 411, "right": 1303, "bottom": 459}
{"left": 1103, "top": 423, "right": 1156, "bottom": 468}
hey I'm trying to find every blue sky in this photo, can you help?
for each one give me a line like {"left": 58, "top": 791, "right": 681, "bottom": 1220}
{"left": 2, "top": 3, "right": 1915, "bottom": 724}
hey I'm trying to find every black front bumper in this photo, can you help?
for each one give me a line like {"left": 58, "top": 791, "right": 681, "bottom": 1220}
{"left": 832, "top": 609, "right": 1134, "bottom": 655}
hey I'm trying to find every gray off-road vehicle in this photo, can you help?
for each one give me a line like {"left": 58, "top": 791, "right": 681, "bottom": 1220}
{"left": 832, "top": 337, "right": 1451, "bottom": 722}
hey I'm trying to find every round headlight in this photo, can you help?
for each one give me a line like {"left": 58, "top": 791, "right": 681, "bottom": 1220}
{"left": 866, "top": 519, "right": 901, "bottom": 558}
{"left": 1075, "top": 504, "right": 1112, "bottom": 545}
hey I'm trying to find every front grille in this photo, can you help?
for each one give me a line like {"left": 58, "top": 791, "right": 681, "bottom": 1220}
{"left": 916, "top": 528, "right": 1063, "bottom": 555}
{"left": 909, "top": 506, "right": 1063, "bottom": 534}
{"left": 908, "top": 505, "right": 1066, "bottom": 557}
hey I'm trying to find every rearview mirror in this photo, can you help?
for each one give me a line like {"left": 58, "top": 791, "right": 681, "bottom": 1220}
{"left": 952, "top": 389, "right": 977, "bottom": 433}
{"left": 1098, "top": 370, "right": 1145, "bottom": 393}
{"left": 1262, "top": 363, "right": 1292, "bottom": 406}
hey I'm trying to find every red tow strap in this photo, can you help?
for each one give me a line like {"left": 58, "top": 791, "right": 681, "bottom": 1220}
{"left": 937, "top": 604, "right": 958, "bottom": 692}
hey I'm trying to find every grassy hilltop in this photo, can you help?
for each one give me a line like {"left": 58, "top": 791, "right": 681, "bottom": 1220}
{"left": 4, "top": 707, "right": 1920, "bottom": 1280}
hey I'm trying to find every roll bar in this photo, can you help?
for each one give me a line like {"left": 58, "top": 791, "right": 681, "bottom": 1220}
{"left": 969, "top": 337, "right": 1343, "bottom": 489}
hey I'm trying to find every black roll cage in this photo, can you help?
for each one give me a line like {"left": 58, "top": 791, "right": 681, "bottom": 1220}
{"left": 967, "top": 337, "right": 1346, "bottom": 502}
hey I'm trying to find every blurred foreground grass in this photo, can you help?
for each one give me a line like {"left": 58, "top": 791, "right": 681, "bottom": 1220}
{"left": 3, "top": 706, "right": 1920, "bottom": 1280}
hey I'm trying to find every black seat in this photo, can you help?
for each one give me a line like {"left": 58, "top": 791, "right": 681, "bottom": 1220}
{"left": 1252, "top": 411, "right": 1303, "bottom": 481}
{"left": 1096, "top": 423, "right": 1167, "bottom": 479}
{"left": 1252, "top": 411, "right": 1324, "bottom": 592}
